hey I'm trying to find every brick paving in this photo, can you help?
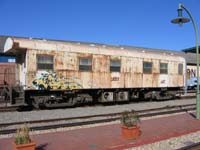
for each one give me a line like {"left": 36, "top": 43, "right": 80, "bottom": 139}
{"left": 1, "top": 113, "right": 200, "bottom": 150}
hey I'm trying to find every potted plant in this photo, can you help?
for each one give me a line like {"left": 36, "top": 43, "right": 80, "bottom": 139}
{"left": 13, "top": 124, "right": 36, "bottom": 150}
{"left": 120, "top": 110, "right": 141, "bottom": 140}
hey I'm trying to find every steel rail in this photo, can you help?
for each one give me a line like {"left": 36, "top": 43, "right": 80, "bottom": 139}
{"left": 0, "top": 104, "right": 196, "bottom": 135}
{"left": 0, "top": 95, "right": 195, "bottom": 113}
{"left": 177, "top": 142, "right": 200, "bottom": 150}
{"left": 0, "top": 103, "right": 195, "bottom": 127}
{"left": 0, "top": 106, "right": 19, "bottom": 112}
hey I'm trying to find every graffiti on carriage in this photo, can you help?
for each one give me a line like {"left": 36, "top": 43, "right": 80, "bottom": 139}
{"left": 187, "top": 67, "right": 196, "bottom": 79}
{"left": 32, "top": 71, "right": 83, "bottom": 90}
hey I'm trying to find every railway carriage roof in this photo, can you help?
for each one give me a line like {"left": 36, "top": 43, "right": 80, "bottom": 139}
{"left": 0, "top": 35, "right": 197, "bottom": 65}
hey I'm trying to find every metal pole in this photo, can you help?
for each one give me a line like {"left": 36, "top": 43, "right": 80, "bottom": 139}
{"left": 180, "top": 3, "right": 200, "bottom": 119}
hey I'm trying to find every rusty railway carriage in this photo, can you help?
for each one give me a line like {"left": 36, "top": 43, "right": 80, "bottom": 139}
{"left": 2, "top": 37, "right": 186, "bottom": 108}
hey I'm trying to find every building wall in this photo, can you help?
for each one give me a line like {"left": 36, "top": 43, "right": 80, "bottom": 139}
{"left": 187, "top": 65, "right": 198, "bottom": 79}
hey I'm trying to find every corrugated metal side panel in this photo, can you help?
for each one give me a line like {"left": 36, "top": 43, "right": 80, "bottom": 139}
{"left": 168, "top": 61, "right": 184, "bottom": 87}
{"left": 92, "top": 72, "right": 110, "bottom": 88}
{"left": 143, "top": 74, "right": 153, "bottom": 87}
{"left": 54, "top": 51, "right": 78, "bottom": 71}
{"left": 25, "top": 48, "right": 186, "bottom": 89}
{"left": 93, "top": 55, "right": 109, "bottom": 72}
{"left": 79, "top": 72, "right": 93, "bottom": 88}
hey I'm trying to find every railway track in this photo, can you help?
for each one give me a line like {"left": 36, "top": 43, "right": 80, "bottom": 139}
{"left": 0, "top": 105, "right": 21, "bottom": 112}
{"left": 0, "top": 94, "right": 195, "bottom": 113}
{"left": 177, "top": 142, "right": 200, "bottom": 150}
{"left": 0, "top": 103, "right": 196, "bottom": 135}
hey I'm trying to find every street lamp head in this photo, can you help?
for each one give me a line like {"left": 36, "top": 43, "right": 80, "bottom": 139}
{"left": 171, "top": 8, "right": 190, "bottom": 26}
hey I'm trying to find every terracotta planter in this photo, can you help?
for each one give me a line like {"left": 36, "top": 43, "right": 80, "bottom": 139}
{"left": 12, "top": 141, "right": 36, "bottom": 150}
{"left": 121, "top": 125, "right": 140, "bottom": 140}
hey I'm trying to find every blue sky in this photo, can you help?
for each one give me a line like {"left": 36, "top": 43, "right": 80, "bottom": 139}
{"left": 0, "top": 0, "right": 199, "bottom": 51}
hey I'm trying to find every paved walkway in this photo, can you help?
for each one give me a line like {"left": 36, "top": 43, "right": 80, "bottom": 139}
{"left": 1, "top": 113, "right": 200, "bottom": 150}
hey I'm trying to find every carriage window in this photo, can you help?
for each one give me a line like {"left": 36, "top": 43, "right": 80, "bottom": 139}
{"left": 110, "top": 60, "right": 121, "bottom": 72}
{"left": 79, "top": 58, "right": 92, "bottom": 71}
{"left": 160, "top": 63, "right": 168, "bottom": 74}
{"left": 143, "top": 62, "right": 152, "bottom": 74}
{"left": 178, "top": 63, "right": 183, "bottom": 75}
{"left": 37, "top": 55, "right": 54, "bottom": 70}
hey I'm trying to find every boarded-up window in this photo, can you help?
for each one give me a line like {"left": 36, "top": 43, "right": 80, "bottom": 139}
{"left": 143, "top": 62, "right": 152, "bottom": 74}
{"left": 178, "top": 63, "right": 183, "bottom": 75}
{"left": 160, "top": 63, "right": 168, "bottom": 74}
{"left": 79, "top": 58, "right": 92, "bottom": 71}
{"left": 37, "top": 55, "right": 54, "bottom": 70}
{"left": 110, "top": 60, "right": 121, "bottom": 72}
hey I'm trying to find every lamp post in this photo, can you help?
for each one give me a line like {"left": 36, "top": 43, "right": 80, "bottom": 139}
{"left": 171, "top": 3, "right": 200, "bottom": 119}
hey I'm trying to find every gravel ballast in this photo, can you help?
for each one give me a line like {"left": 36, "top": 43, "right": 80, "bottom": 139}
{"left": 0, "top": 98, "right": 195, "bottom": 124}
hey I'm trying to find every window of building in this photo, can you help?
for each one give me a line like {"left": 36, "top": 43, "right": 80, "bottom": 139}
{"left": 160, "top": 63, "right": 168, "bottom": 74}
{"left": 37, "top": 55, "right": 54, "bottom": 70}
{"left": 110, "top": 60, "right": 121, "bottom": 72}
{"left": 178, "top": 63, "right": 183, "bottom": 75}
{"left": 79, "top": 57, "right": 92, "bottom": 71}
{"left": 143, "top": 62, "right": 152, "bottom": 74}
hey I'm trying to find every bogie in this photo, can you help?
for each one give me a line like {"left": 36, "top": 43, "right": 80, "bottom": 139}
{"left": 23, "top": 88, "right": 178, "bottom": 108}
